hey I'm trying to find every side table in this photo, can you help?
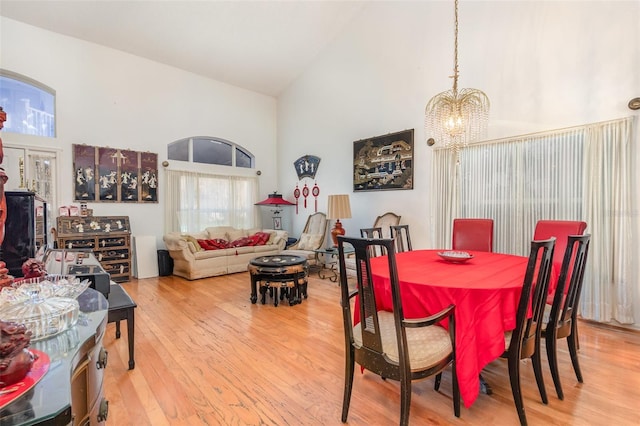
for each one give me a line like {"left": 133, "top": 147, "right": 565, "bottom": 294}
{"left": 248, "top": 255, "right": 308, "bottom": 307}
{"left": 312, "top": 247, "right": 353, "bottom": 282}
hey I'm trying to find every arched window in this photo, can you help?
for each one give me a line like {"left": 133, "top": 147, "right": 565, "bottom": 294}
{"left": 165, "top": 137, "right": 258, "bottom": 233}
{"left": 168, "top": 136, "right": 254, "bottom": 168}
{"left": 0, "top": 70, "right": 56, "bottom": 137}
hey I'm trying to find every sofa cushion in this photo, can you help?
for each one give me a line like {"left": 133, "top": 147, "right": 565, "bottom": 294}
{"left": 246, "top": 227, "right": 262, "bottom": 236}
{"left": 227, "top": 229, "right": 247, "bottom": 241}
{"left": 206, "top": 226, "right": 234, "bottom": 240}
{"left": 181, "top": 235, "right": 203, "bottom": 252}
{"left": 297, "top": 233, "right": 323, "bottom": 250}
{"left": 254, "top": 244, "right": 277, "bottom": 253}
{"left": 194, "top": 248, "right": 228, "bottom": 259}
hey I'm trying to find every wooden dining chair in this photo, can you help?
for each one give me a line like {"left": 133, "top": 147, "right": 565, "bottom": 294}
{"left": 360, "top": 227, "right": 384, "bottom": 258}
{"left": 533, "top": 219, "right": 588, "bottom": 354}
{"left": 542, "top": 234, "right": 590, "bottom": 400}
{"left": 337, "top": 236, "right": 460, "bottom": 425}
{"left": 500, "top": 237, "right": 555, "bottom": 426}
{"left": 451, "top": 218, "right": 494, "bottom": 252}
{"left": 360, "top": 227, "right": 382, "bottom": 238}
{"left": 373, "top": 212, "right": 401, "bottom": 238}
{"left": 390, "top": 224, "right": 412, "bottom": 252}
{"left": 532, "top": 220, "right": 587, "bottom": 288}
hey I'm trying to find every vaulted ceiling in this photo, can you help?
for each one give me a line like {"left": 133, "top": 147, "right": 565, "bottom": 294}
{"left": 0, "top": 1, "right": 368, "bottom": 97}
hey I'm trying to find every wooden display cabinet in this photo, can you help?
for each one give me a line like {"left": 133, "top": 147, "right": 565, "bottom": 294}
{"left": 56, "top": 216, "right": 131, "bottom": 283}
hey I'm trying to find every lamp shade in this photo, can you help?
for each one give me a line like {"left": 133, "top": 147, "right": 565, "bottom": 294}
{"left": 255, "top": 192, "right": 295, "bottom": 206}
{"left": 327, "top": 194, "right": 352, "bottom": 219}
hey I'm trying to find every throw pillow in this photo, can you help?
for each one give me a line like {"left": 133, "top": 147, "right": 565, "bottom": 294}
{"left": 181, "top": 235, "right": 203, "bottom": 252}
{"left": 197, "top": 239, "right": 212, "bottom": 250}
{"left": 229, "top": 236, "right": 253, "bottom": 247}
{"left": 252, "top": 232, "right": 271, "bottom": 245}
{"left": 209, "top": 238, "right": 229, "bottom": 249}
{"left": 297, "top": 233, "right": 322, "bottom": 250}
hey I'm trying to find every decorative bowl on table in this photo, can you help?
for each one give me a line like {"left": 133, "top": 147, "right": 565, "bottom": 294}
{"left": 437, "top": 251, "right": 474, "bottom": 263}
{"left": 0, "top": 275, "right": 89, "bottom": 341}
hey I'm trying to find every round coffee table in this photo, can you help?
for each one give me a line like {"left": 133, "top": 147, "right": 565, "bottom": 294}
{"left": 248, "top": 255, "right": 308, "bottom": 306}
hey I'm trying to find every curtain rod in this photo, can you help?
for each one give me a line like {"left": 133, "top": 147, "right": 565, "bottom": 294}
{"left": 433, "top": 115, "right": 635, "bottom": 149}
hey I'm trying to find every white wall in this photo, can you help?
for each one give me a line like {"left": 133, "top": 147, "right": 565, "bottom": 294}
{"left": 277, "top": 1, "right": 640, "bottom": 248}
{"left": 0, "top": 17, "right": 278, "bottom": 247}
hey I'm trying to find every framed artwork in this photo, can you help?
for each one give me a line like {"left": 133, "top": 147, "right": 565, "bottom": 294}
{"left": 72, "top": 144, "right": 158, "bottom": 203}
{"left": 73, "top": 145, "right": 96, "bottom": 201}
{"left": 120, "top": 149, "right": 139, "bottom": 202}
{"left": 140, "top": 152, "right": 158, "bottom": 202}
{"left": 353, "top": 129, "right": 414, "bottom": 192}
{"left": 293, "top": 155, "right": 321, "bottom": 179}
{"left": 98, "top": 147, "right": 118, "bottom": 201}
{"left": 273, "top": 216, "right": 282, "bottom": 230}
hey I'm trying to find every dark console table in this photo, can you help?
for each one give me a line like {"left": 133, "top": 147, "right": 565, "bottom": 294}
{"left": 0, "top": 288, "right": 109, "bottom": 425}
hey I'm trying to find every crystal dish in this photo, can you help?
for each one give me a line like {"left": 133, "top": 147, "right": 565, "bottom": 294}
{"left": 0, "top": 275, "right": 87, "bottom": 341}
{"left": 0, "top": 296, "right": 79, "bottom": 341}
{"left": 0, "top": 275, "right": 90, "bottom": 309}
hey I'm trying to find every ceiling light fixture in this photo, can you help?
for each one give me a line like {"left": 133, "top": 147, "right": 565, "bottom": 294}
{"left": 425, "top": 0, "right": 489, "bottom": 162}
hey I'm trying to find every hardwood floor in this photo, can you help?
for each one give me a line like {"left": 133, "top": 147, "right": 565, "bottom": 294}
{"left": 103, "top": 273, "right": 640, "bottom": 425}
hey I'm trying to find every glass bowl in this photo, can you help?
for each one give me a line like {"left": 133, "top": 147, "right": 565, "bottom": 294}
{"left": 0, "top": 296, "right": 79, "bottom": 341}
{"left": 0, "top": 275, "right": 88, "bottom": 341}
{"left": 0, "top": 275, "right": 90, "bottom": 308}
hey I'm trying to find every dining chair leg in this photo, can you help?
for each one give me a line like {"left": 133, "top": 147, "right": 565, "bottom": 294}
{"left": 508, "top": 357, "right": 528, "bottom": 426}
{"left": 545, "top": 332, "right": 564, "bottom": 400}
{"left": 532, "top": 349, "right": 549, "bottom": 404}
{"left": 434, "top": 372, "right": 442, "bottom": 391}
{"left": 567, "top": 331, "right": 584, "bottom": 383}
{"left": 400, "top": 379, "right": 411, "bottom": 426}
{"left": 341, "top": 351, "right": 355, "bottom": 422}
{"left": 452, "top": 364, "right": 461, "bottom": 417}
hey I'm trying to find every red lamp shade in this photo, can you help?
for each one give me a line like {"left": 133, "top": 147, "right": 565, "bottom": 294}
{"left": 255, "top": 193, "right": 295, "bottom": 206}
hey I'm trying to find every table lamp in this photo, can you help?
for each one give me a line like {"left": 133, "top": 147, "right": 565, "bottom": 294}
{"left": 327, "top": 194, "right": 352, "bottom": 247}
{"left": 255, "top": 192, "right": 295, "bottom": 230}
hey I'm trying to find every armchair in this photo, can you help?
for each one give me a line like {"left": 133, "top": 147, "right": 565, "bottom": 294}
{"left": 281, "top": 212, "right": 328, "bottom": 265}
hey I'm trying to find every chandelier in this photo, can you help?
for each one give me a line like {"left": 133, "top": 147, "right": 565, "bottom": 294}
{"left": 425, "top": 0, "right": 489, "bottom": 160}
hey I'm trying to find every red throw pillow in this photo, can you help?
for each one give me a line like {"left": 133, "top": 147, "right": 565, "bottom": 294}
{"left": 249, "top": 232, "right": 271, "bottom": 246}
{"left": 230, "top": 237, "right": 253, "bottom": 247}
{"left": 197, "top": 239, "right": 212, "bottom": 250}
{"left": 209, "top": 238, "right": 229, "bottom": 249}
{"left": 247, "top": 234, "right": 262, "bottom": 246}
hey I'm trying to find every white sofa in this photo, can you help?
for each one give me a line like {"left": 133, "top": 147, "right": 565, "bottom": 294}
{"left": 163, "top": 226, "right": 288, "bottom": 280}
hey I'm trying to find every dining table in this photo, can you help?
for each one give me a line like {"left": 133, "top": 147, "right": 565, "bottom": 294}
{"left": 366, "top": 249, "right": 533, "bottom": 408}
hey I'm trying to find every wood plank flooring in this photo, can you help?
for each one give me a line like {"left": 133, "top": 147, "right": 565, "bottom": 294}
{"left": 103, "top": 273, "right": 640, "bottom": 425}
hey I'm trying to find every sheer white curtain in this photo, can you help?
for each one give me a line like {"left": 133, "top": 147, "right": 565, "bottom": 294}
{"left": 431, "top": 116, "right": 637, "bottom": 324}
{"left": 582, "top": 118, "right": 636, "bottom": 323}
{"left": 164, "top": 169, "right": 259, "bottom": 234}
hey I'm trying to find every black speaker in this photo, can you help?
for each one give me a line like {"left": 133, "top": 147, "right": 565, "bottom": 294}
{"left": 157, "top": 249, "right": 173, "bottom": 276}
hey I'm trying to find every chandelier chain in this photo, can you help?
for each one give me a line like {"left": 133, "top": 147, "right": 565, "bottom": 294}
{"left": 425, "top": 0, "right": 490, "bottom": 161}
{"left": 452, "top": 0, "right": 459, "bottom": 95}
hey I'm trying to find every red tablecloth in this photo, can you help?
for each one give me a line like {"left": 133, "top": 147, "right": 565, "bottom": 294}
{"left": 367, "top": 250, "right": 529, "bottom": 408}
